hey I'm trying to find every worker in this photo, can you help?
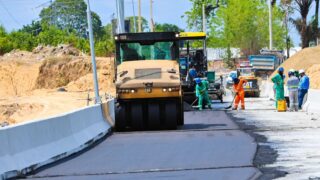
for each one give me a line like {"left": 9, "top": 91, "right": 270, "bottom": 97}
{"left": 187, "top": 65, "right": 197, "bottom": 82}
{"left": 232, "top": 77, "right": 247, "bottom": 110}
{"left": 271, "top": 67, "right": 285, "bottom": 108}
{"left": 195, "top": 78, "right": 211, "bottom": 110}
{"left": 298, "top": 69, "right": 310, "bottom": 109}
{"left": 287, "top": 69, "right": 299, "bottom": 111}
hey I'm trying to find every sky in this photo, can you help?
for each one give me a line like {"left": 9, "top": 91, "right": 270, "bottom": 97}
{"left": 0, "top": 0, "right": 304, "bottom": 47}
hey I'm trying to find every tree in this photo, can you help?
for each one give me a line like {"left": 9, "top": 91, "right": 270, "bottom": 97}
{"left": 0, "top": 26, "right": 13, "bottom": 55}
{"left": 95, "top": 24, "right": 115, "bottom": 56}
{"left": 290, "top": 0, "right": 313, "bottom": 48}
{"left": 186, "top": 0, "right": 286, "bottom": 55}
{"left": 126, "top": 16, "right": 149, "bottom": 32}
{"left": 154, "top": 23, "right": 184, "bottom": 32}
{"left": 39, "top": 0, "right": 103, "bottom": 38}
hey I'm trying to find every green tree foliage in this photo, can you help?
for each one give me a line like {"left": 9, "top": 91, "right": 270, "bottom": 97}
{"left": 0, "top": 26, "right": 13, "bottom": 55}
{"left": 186, "top": 0, "right": 286, "bottom": 54}
{"left": 126, "top": 16, "right": 149, "bottom": 32}
{"left": 154, "top": 23, "right": 184, "bottom": 32}
{"left": 95, "top": 24, "right": 115, "bottom": 56}
{"left": 39, "top": 0, "right": 103, "bottom": 38}
{"left": 0, "top": 0, "right": 114, "bottom": 57}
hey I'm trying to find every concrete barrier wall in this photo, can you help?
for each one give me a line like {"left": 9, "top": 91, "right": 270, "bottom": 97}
{"left": 0, "top": 99, "right": 115, "bottom": 179}
{"left": 303, "top": 89, "right": 320, "bottom": 114}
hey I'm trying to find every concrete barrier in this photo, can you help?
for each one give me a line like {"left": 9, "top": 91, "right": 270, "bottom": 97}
{"left": 0, "top": 99, "right": 115, "bottom": 180}
{"left": 303, "top": 89, "right": 320, "bottom": 114}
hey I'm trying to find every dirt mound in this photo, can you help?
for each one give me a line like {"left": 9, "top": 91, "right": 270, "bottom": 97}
{"left": 0, "top": 45, "right": 115, "bottom": 125}
{"left": 271, "top": 46, "right": 320, "bottom": 89}
{"left": 307, "top": 64, "right": 320, "bottom": 89}
{"left": 0, "top": 61, "right": 40, "bottom": 96}
{"left": 35, "top": 56, "right": 92, "bottom": 89}
{"left": 35, "top": 56, "right": 114, "bottom": 91}
{"left": 32, "top": 44, "right": 82, "bottom": 59}
{"left": 0, "top": 103, "right": 44, "bottom": 125}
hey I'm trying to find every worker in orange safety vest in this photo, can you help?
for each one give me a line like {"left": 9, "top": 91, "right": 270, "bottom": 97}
{"left": 232, "top": 77, "right": 248, "bottom": 110}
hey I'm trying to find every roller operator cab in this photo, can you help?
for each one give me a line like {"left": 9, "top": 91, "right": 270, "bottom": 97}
{"left": 114, "top": 32, "right": 184, "bottom": 131}
{"left": 178, "top": 32, "right": 224, "bottom": 104}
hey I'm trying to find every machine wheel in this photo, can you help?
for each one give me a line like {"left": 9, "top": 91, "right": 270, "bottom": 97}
{"left": 115, "top": 104, "right": 127, "bottom": 131}
{"left": 148, "top": 102, "right": 161, "bottom": 129}
{"left": 131, "top": 103, "right": 144, "bottom": 130}
{"left": 177, "top": 99, "right": 184, "bottom": 126}
{"left": 164, "top": 101, "right": 177, "bottom": 129}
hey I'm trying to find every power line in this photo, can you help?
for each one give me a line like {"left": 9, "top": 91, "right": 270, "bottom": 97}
{"left": 0, "top": 0, "right": 21, "bottom": 26}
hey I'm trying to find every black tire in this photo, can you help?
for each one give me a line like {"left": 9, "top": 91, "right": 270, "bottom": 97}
{"left": 148, "top": 102, "right": 161, "bottom": 129}
{"left": 164, "top": 101, "right": 177, "bottom": 130}
{"left": 115, "top": 104, "right": 127, "bottom": 131}
{"left": 177, "top": 99, "right": 184, "bottom": 126}
{"left": 131, "top": 103, "right": 144, "bottom": 130}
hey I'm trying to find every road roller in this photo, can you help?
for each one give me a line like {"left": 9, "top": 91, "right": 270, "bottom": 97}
{"left": 114, "top": 32, "right": 184, "bottom": 131}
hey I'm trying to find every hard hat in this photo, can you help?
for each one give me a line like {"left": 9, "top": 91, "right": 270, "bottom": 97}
{"left": 195, "top": 78, "right": 202, "bottom": 84}
{"left": 288, "top": 71, "right": 294, "bottom": 76}
{"left": 278, "top": 67, "right": 284, "bottom": 72}
{"left": 299, "top": 69, "right": 305, "bottom": 74}
{"left": 233, "top": 78, "right": 240, "bottom": 84}
{"left": 289, "top": 69, "right": 295, "bottom": 72}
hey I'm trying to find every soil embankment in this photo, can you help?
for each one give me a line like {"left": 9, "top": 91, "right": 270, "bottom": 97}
{"left": 271, "top": 46, "right": 320, "bottom": 89}
{"left": 0, "top": 45, "right": 115, "bottom": 126}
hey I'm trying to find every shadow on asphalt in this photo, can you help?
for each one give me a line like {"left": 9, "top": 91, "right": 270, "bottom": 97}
{"left": 180, "top": 123, "right": 227, "bottom": 130}
{"left": 226, "top": 111, "right": 288, "bottom": 180}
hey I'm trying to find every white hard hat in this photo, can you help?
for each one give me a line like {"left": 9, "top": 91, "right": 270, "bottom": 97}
{"left": 299, "top": 69, "right": 305, "bottom": 74}
{"left": 289, "top": 69, "right": 295, "bottom": 72}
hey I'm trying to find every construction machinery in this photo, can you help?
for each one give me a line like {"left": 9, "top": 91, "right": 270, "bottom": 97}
{"left": 179, "top": 32, "right": 224, "bottom": 104}
{"left": 237, "top": 61, "right": 260, "bottom": 97}
{"left": 114, "top": 32, "right": 183, "bottom": 131}
{"left": 249, "top": 49, "right": 285, "bottom": 78}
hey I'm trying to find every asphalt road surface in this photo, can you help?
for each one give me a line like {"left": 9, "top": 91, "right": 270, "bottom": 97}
{"left": 25, "top": 91, "right": 320, "bottom": 180}
{"left": 25, "top": 96, "right": 261, "bottom": 180}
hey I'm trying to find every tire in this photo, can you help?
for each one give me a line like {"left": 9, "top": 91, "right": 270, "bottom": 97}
{"left": 164, "top": 101, "right": 177, "bottom": 130}
{"left": 177, "top": 99, "right": 184, "bottom": 126}
{"left": 131, "top": 103, "right": 144, "bottom": 130}
{"left": 115, "top": 103, "right": 127, "bottom": 131}
{"left": 148, "top": 102, "right": 161, "bottom": 129}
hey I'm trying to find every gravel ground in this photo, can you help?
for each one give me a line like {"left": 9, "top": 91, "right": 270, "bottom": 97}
{"left": 228, "top": 97, "right": 320, "bottom": 180}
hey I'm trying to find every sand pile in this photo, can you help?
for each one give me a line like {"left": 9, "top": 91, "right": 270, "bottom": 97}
{"left": 0, "top": 45, "right": 115, "bottom": 126}
{"left": 0, "top": 103, "right": 44, "bottom": 125}
{"left": 271, "top": 46, "right": 320, "bottom": 89}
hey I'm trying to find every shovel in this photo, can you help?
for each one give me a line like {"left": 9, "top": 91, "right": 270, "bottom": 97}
{"left": 225, "top": 94, "right": 237, "bottom": 109}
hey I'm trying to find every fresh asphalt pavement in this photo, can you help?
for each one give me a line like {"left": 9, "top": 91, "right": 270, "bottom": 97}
{"left": 25, "top": 89, "right": 320, "bottom": 180}
{"left": 25, "top": 95, "right": 261, "bottom": 180}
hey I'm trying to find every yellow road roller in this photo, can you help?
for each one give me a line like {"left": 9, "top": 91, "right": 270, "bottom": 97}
{"left": 114, "top": 32, "right": 184, "bottom": 131}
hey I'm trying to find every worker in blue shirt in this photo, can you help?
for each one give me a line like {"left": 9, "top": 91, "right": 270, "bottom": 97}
{"left": 187, "top": 65, "right": 197, "bottom": 81}
{"left": 298, "top": 69, "right": 310, "bottom": 109}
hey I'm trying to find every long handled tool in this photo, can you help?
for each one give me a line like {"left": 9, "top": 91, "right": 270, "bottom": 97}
{"left": 225, "top": 94, "right": 237, "bottom": 109}
{"left": 190, "top": 97, "right": 198, "bottom": 107}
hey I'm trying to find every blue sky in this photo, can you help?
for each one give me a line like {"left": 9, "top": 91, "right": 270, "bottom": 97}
{"left": 0, "top": 0, "right": 303, "bottom": 46}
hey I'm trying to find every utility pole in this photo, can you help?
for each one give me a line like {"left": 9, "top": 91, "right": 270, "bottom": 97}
{"left": 202, "top": 3, "right": 206, "bottom": 33}
{"left": 138, "top": 0, "right": 142, "bottom": 32}
{"left": 86, "top": 0, "right": 100, "bottom": 104}
{"left": 150, "top": 0, "right": 154, "bottom": 32}
{"left": 131, "top": 0, "right": 137, "bottom": 32}
{"left": 268, "top": 0, "right": 273, "bottom": 50}
{"left": 116, "top": 0, "right": 125, "bottom": 33}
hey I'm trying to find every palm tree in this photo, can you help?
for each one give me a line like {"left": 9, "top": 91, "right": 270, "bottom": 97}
{"left": 291, "top": 0, "right": 313, "bottom": 48}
